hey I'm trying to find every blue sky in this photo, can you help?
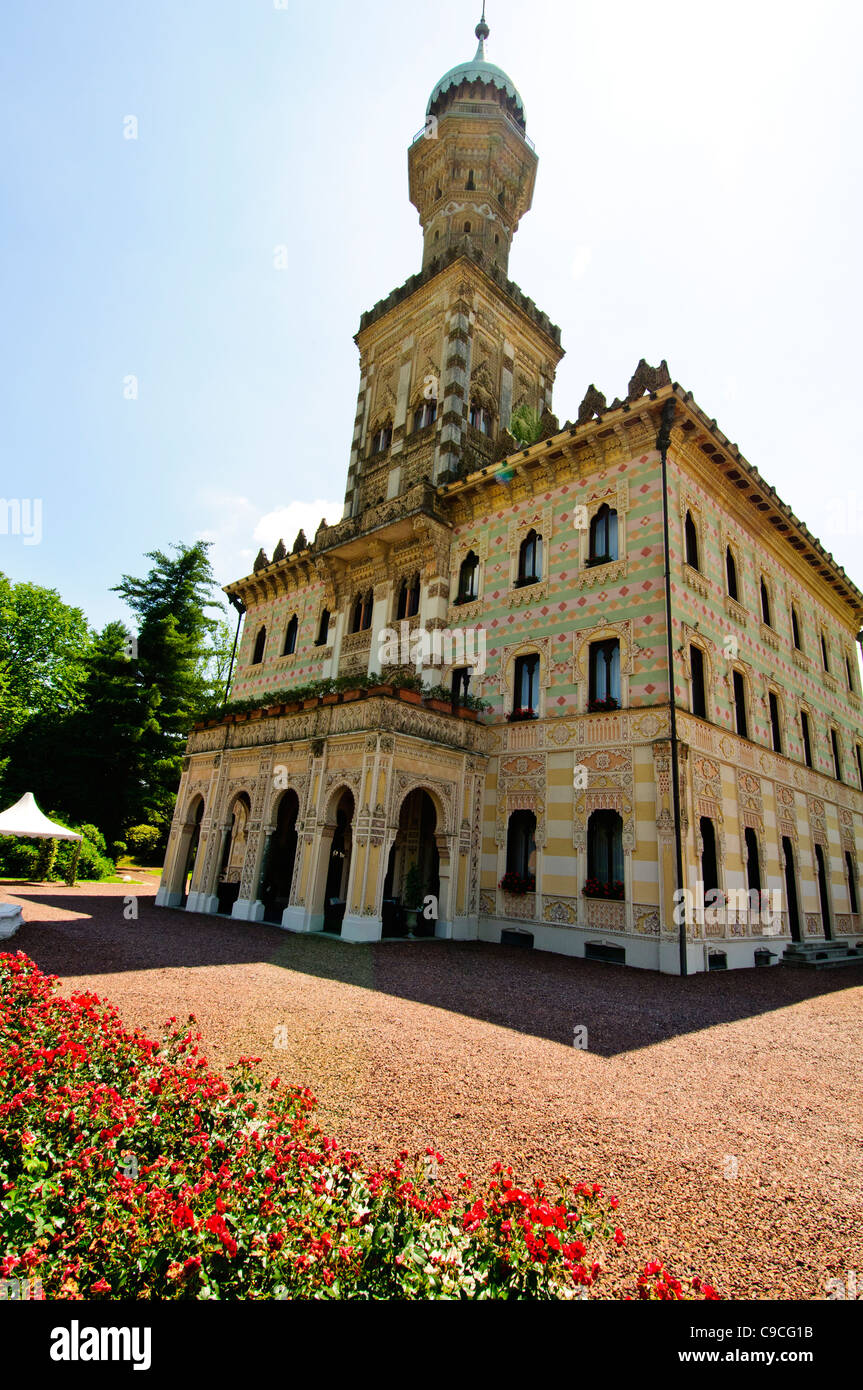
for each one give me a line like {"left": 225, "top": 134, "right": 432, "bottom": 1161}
{"left": 2, "top": 0, "right": 862, "bottom": 631}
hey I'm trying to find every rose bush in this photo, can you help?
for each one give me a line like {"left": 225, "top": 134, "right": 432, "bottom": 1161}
{"left": 0, "top": 952, "right": 718, "bottom": 1301}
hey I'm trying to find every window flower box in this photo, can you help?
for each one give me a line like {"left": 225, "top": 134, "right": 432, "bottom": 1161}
{"left": 507, "top": 707, "right": 538, "bottom": 723}
{"left": 397, "top": 687, "right": 422, "bottom": 704}
{"left": 588, "top": 697, "right": 619, "bottom": 713}
{"left": 426, "top": 698, "right": 453, "bottom": 714}
{"left": 302, "top": 697, "right": 319, "bottom": 709}
{"left": 582, "top": 878, "right": 624, "bottom": 901}
{"left": 499, "top": 871, "right": 536, "bottom": 895}
{"left": 368, "top": 684, "right": 395, "bottom": 697}
{"left": 320, "top": 693, "right": 339, "bottom": 706}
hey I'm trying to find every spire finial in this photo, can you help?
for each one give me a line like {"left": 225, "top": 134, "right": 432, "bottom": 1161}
{"left": 474, "top": 3, "right": 490, "bottom": 58}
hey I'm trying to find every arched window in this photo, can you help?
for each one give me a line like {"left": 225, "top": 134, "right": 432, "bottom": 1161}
{"left": 516, "top": 529, "right": 542, "bottom": 585}
{"left": 769, "top": 690, "right": 782, "bottom": 752}
{"left": 466, "top": 169, "right": 476, "bottom": 190}
{"left": 505, "top": 810, "right": 536, "bottom": 881}
{"left": 469, "top": 401, "right": 493, "bottom": 435}
{"left": 744, "top": 827, "right": 761, "bottom": 894}
{"left": 587, "top": 810, "right": 624, "bottom": 891}
{"left": 760, "top": 577, "right": 772, "bottom": 626}
{"left": 732, "top": 669, "right": 748, "bottom": 738}
{"left": 588, "top": 504, "right": 618, "bottom": 564}
{"left": 450, "top": 666, "right": 470, "bottom": 707}
{"left": 315, "top": 608, "right": 330, "bottom": 647}
{"left": 351, "top": 590, "right": 373, "bottom": 633}
{"left": 791, "top": 605, "right": 802, "bottom": 650}
{"left": 283, "top": 614, "right": 298, "bottom": 656}
{"left": 690, "top": 644, "right": 706, "bottom": 719}
{"left": 684, "top": 511, "right": 700, "bottom": 570}
{"left": 700, "top": 816, "right": 719, "bottom": 896}
{"left": 726, "top": 546, "right": 739, "bottom": 602}
{"left": 820, "top": 632, "right": 830, "bottom": 672}
{"left": 512, "top": 652, "right": 540, "bottom": 717}
{"left": 800, "top": 709, "right": 813, "bottom": 768}
{"left": 396, "top": 573, "right": 420, "bottom": 620}
{"left": 589, "top": 639, "right": 620, "bottom": 710}
{"left": 371, "top": 423, "right": 392, "bottom": 455}
{"left": 456, "top": 550, "right": 479, "bottom": 603}
{"left": 251, "top": 627, "right": 266, "bottom": 665}
{"left": 413, "top": 399, "right": 437, "bottom": 431}
{"left": 395, "top": 578, "right": 408, "bottom": 621}
{"left": 845, "top": 851, "right": 859, "bottom": 916}
{"left": 831, "top": 728, "right": 842, "bottom": 781}
{"left": 856, "top": 743, "right": 863, "bottom": 789}
{"left": 463, "top": 221, "right": 472, "bottom": 233}
{"left": 846, "top": 653, "right": 856, "bottom": 692}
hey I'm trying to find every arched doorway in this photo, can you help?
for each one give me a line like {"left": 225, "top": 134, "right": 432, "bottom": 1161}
{"left": 383, "top": 789, "right": 440, "bottom": 936}
{"left": 782, "top": 836, "right": 801, "bottom": 943}
{"left": 180, "top": 797, "right": 205, "bottom": 907}
{"left": 260, "top": 789, "right": 299, "bottom": 925}
{"left": 322, "top": 789, "right": 354, "bottom": 933}
{"left": 814, "top": 843, "right": 832, "bottom": 940}
{"left": 217, "top": 792, "right": 251, "bottom": 915}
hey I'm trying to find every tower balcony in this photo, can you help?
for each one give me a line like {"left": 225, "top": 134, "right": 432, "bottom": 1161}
{"left": 410, "top": 102, "right": 535, "bottom": 152}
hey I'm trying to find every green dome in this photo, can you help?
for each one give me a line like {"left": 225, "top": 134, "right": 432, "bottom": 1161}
{"left": 426, "top": 15, "right": 525, "bottom": 126}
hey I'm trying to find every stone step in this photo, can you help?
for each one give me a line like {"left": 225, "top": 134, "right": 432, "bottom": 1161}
{"left": 781, "top": 940, "right": 862, "bottom": 969}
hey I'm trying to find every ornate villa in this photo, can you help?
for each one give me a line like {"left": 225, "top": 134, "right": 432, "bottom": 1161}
{"left": 156, "top": 12, "right": 863, "bottom": 972}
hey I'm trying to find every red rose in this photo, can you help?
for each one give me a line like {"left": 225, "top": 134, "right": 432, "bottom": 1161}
{"left": 172, "top": 1203, "right": 196, "bottom": 1230}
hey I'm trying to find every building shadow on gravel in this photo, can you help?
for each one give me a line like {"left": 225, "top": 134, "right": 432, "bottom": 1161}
{"left": 7, "top": 890, "right": 863, "bottom": 1057}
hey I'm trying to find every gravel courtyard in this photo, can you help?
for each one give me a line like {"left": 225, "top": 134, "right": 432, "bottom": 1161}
{"left": 4, "top": 876, "right": 862, "bottom": 1300}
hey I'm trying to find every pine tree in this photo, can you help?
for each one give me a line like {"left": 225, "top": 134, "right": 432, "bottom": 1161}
{"left": 113, "top": 542, "right": 225, "bottom": 838}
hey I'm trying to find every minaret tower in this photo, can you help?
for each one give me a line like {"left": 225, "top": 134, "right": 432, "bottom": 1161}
{"left": 408, "top": 4, "right": 538, "bottom": 275}
{"left": 342, "top": 7, "right": 563, "bottom": 517}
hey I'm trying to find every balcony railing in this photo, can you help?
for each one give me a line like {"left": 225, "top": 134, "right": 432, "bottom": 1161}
{"left": 411, "top": 107, "right": 535, "bottom": 152}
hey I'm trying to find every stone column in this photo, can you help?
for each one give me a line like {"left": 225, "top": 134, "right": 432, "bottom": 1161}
{"left": 432, "top": 832, "right": 456, "bottom": 938}
{"left": 340, "top": 831, "right": 383, "bottom": 942}
{"left": 189, "top": 823, "right": 230, "bottom": 915}
{"left": 156, "top": 806, "right": 187, "bottom": 908}
{"left": 232, "top": 827, "right": 272, "bottom": 922}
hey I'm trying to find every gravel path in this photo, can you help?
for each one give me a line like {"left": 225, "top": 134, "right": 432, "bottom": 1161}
{"left": 4, "top": 877, "right": 862, "bottom": 1299}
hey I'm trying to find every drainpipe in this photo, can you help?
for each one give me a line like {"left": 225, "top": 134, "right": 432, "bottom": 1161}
{"left": 657, "top": 396, "right": 687, "bottom": 977}
{"left": 223, "top": 592, "right": 246, "bottom": 711}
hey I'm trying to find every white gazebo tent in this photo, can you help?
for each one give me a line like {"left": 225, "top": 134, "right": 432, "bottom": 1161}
{"left": 0, "top": 793, "right": 82, "bottom": 939}
{"left": 0, "top": 793, "right": 83, "bottom": 842}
